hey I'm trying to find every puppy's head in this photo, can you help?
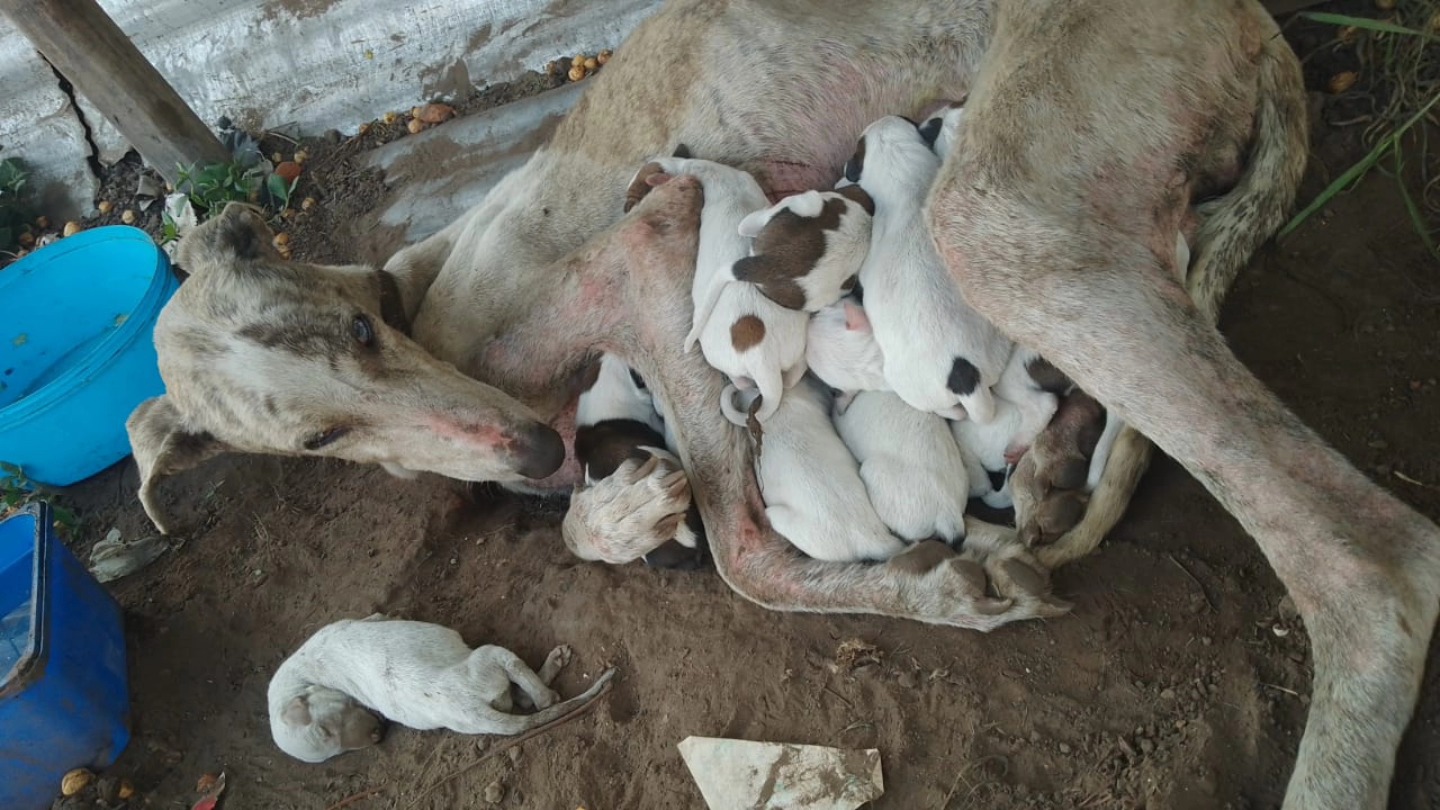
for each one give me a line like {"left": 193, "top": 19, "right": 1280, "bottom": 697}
{"left": 918, "top": 102, "right": 967, "bottom": 158}
{"left": 129, "top": 202, "right": 564, "bottom": 534}
{"left": 733, "top": 189, "right": 873, "bottom": 311}
{"left": 844, "top": 116, "right": 939, "bottom": 190}
{"left": 271, "top": 686, "right": 385, "bottom": 763}
{"left": 623, "top": 145, "right": 694, "bottom": 212}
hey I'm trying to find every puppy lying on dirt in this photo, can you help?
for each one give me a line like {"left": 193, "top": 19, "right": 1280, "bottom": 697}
{"left": 268, "top": 614, "right": 615, "bottom": 763}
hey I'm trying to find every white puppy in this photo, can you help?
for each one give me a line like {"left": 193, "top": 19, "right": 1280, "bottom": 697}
{"left": 733, "top": 378, "right": 907, "bottom": 562}
{"left": 732, "top": 186, "right": 875, "bottom": 312}
{"left": 918, "top": 102, "right": 966, "bottom": 160}
{"left": 845, "top": 116, "right": 1012, "bottom": 422}
{"left": 951, "top": 347, "right": 1065, "bottom": 508}
{"left": 833, "top": 390, "right": 971, "bottom": 546}
{"left": 625, "top": 156, "right": 808, "bottom": 423}
{"left": 805, "top": 295, "right": 887, "bottom": 413}
{"left": 268, "top": 615, "right": 615, "bottom": 763}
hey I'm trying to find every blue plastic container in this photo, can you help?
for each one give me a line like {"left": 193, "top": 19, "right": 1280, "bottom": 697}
{"left": 0, "top": 226, "right": 179, "bottom": 487}
{"left": 0, "top": 503, "right": 131, "bottom": 810}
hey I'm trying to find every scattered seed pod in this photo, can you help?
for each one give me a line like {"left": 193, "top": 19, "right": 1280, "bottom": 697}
{"left": 1328, "top": 71, "right": 1358, "bottom": 94}
{"left": 382, "top": 111, "right": 399, "bottom": 125}
{"left": 583, "top": 57, "right": 598, "bottom": 71}
{"left": 1337, "top": 25, "right": 1358, "bottom": 45}
{"left": 546, "top": 59, "right": 562, "bottom": 76}
{"left": 302, "top": 196, "right": 317, "bottom": 211}
{"left": 568, "top": 65, "right": 586, "bottom": 82}
{"left": 97, "top": 200, "right": 114, "bottom": 215}
{"left": 61, "top": 769, "right": 94, "bottom": 797}
{"left": 281, "top": 208, "right": 296, "bottom": 220}
{"left": 34, "top": 215, "right": 49, "bottom": 229}
{"left": 358, "top": 122, "right": 372, "bottom": 136}
{"left": 63, "top": 221, "right": 82, "bottom": 237}
{"left": 407, "top": 118, "right": 427, "bottom": 135}
{"left": 1374, "top": 0, "right": 1395, "bottom": 9}
{"left": 271, "top": 151, "right": 284, "bottom": 164}
{"left": 18, "top": 232, "right": 35, "bottom": 248}
{"left": 417, "top": 102, "right": 456, "bottom": 124}
{"left": 571, "top": 54, "right": 585, "bottom": 67}
{"left": 275, "top": 161, "right": 303, "bottom": 183}
{"left": 411, "top": 106, "right": 424, "bottom": 120}
{"left": 120, "top": 209, "right": 137, "bottom": 225}
{"left": 117, "top": 780, "right": 135, "bottom": 800}
{"left": 293, "top": 149, "right": 309, "bottom": 164}
{"left": 273, "top": 232, "right": 291, "bottom": 247}
{"left": 597, "top": 49, "right": 612, "bottom": 65}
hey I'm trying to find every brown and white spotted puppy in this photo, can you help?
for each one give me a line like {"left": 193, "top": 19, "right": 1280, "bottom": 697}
{"left": 565, "top": 353, "right": 707, "bottom": 569}
{"left": 731, "top": 184, "right": 875, "bottom": 312}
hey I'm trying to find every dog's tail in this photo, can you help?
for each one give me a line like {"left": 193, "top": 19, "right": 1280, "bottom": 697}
{"left": 491, "top": 668, "right": 617, "bottom": 736}
{"left": 1043, "top": 24, "right": 1307, "bottom": 569}
{"left": 1186, "top": 21, "right": 1309, "bottom": 325}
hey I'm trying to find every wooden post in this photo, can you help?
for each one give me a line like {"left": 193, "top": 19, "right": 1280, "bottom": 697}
{"left": 0, "top": 0, "right": 231, "bottom": 183}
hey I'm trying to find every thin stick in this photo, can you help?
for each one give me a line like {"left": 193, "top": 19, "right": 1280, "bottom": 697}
{"left": 1168, "top": 555, "right": 1216, "bottom": 612}
{"left": 1261, "top": 682, "right": 1301, "bottom": 697}
{"left": 1395, "top": 470, "right": 1440, "bottom": 490}
{"left": 406, "top": 678, "right": 613, "bottom": 809}
{"left": 323, "top": 787, "right": 383, "bottom": 810}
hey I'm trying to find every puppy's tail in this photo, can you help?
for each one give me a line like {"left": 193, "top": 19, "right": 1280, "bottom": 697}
{"left": 719, "top": 382, "right": 759, "bottom": 427}
{"left": 751, "top": 361, "right": 786, "bottom": 423}
{"left": 1186, "top": 19, "right": 1308, "bottom": 325}
{"left": 491, "top": 668, "right": 617, "bottom": 736}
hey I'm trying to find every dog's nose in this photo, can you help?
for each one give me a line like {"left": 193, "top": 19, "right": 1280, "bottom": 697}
{"left": 514, "top": 423, "right": 565, "bottom": 479}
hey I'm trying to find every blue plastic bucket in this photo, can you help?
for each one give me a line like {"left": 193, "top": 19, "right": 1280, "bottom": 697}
{"left": 0, "top": 226, "right": 179, "bottom": 486}
{"left": 0, "top": 503, "right": 131, "bottom": 810}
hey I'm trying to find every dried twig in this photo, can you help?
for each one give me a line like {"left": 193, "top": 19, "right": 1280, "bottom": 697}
{"left": 1168, "top": 555, "right": 1216, "bottom": 612}
{"left": 323, "top": 786, "right": 383, "bottom": 810}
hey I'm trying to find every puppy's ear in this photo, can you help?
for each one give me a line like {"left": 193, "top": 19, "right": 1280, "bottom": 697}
{"left": 127, "top": 396, "right": 233, "bottom": 535}
{"left": 834, "top": 184, "right": 875, "bottom": 216}
{"left": 175, "top": 201, "right": 277, "bottom": 274}
{"left": 281, "top": 696, "right": 313, "bottom": 728}
{"left": 843, "top": 137, "right": 866, "bottom": 185}
{"left": 917, "top": 117, "right": 943, "bottom": 150}
{"left": 737, "top": 205, "right": 777, "bottom": 239}
{"left": 624, "top": 161, "right": 671, "bottom": 213}
{"left": 672, "top": 143, "right": 693, "bottom": 159}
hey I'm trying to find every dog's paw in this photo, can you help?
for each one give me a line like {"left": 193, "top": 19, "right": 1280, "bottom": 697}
{"left": 562, "top": 448, "right": 693, "bottom": 564}
{"left": 539, "top": 644, "right": 574, "bottom": 686}
{"left": 887, "top": 536, "right": 1070, "bottom": 629}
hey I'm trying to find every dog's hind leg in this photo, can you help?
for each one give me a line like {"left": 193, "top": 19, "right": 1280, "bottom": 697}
{"left": 472, "top": 645, "right": 561, "bottom": 711}
{"left": 928, "top": 3, "right": 1439, "bottom": 806}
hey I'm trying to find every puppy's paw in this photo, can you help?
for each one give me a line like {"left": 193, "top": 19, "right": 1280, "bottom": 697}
{"left": 539, "top": 644, "right": 574, "bottom": 686}
{"left": 562, "top": 448, "right": 693, "bottom": 564}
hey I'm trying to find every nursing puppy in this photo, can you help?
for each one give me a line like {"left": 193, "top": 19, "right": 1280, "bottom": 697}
{"left": 625, "top": 157, "right": 808, "bottom": 423}
{"left": 732, "top": 185, "right": 875, "bottom": 312}
{"left": 918, "top": 102, "right": 966, "bottom": 160}
{"left": 951, "top": 348, "right": 1066, "bottom": 508}
{"left": 845, "top": 116, "right": 1012, "bottom": 422}
{"left": 268, "top": 615, "right": 615, "bottom": 764}
{"left": 805, "top": 295, "right": 886, "bottom": 412}
{"left": 833, "top": 390, "right": 971, "bottom": 546}
{"left": 736, "top": 378, "right": 907, "bottom": 562}
{"left": 568, "top": 354, "right": 706, "bottom": 569}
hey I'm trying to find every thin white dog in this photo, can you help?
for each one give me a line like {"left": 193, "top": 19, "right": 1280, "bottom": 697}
{"left": 833, "top": 389, "right": 971, "bottom": 546}
{"left": 732, "top": 377, "right": 907, "bottom": 562}
{"left": 268, "top": 615, "right": 615, "bottom": 764}
{"left": 845, "top": 116, "right": 1012, "bottom": 422}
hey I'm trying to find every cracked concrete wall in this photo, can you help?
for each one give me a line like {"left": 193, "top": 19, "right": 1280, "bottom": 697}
{"left": 0, "top": 0, "right": 660, "bottom": 219}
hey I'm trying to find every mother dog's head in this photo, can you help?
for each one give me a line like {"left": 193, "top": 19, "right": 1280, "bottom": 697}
{"left": 127, "top": 203, "right": 564, "bottom": 534}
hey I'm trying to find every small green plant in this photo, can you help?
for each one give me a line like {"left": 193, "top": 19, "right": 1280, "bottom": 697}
{"left": 174, "top": 160, "right": 266, "bottom": 214}
{"left": 0, "top": 157, "right": 35, "bottom": 253}
{"left": 265, "top": 171, "right": 300, "bottom": 209}
{"left": 0, "top": 462, "right": 80, "bottom": 537}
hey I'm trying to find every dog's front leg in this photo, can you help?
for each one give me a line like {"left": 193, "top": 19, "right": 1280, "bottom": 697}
{"left": 612, "top": 177, "right": 1067, "bottom": 630}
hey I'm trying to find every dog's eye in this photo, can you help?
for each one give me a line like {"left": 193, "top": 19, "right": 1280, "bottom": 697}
{"left": 351, "top": 314, "right": 376, "bottom": 347}
{"left": 304, "top": 426, "right": 350, "bottom": 451}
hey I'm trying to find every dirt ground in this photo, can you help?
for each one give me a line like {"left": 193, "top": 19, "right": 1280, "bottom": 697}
{"left": 27, "top": 9, "right": 1440, "bottom": 810}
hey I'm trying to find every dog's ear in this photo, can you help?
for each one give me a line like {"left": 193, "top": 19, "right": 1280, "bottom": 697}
{"left": 843, "top": 137, "right": 866, "bottom": 185}
{"left": 281, "top": 696, "right": 313, "bottom": 728}
{"left": 834, "top": 184, "right": 875, "bottom": 216}
{"left": 175, "top": 201, "right": 278, "bottom": 274}
{"left": 737, "top": 205, "right": 778, "bottom": 239}
{"left": 127, "top": 396, "right": 233, "bottom": 536}
{"left": 624, "top": 161, "right": 672, "bottom": 213}
{"left": 917, "top": 117, "right": 943, "bottom": 150}
{"left": 672, "top": 143, "right": 693, "bottom": 159}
